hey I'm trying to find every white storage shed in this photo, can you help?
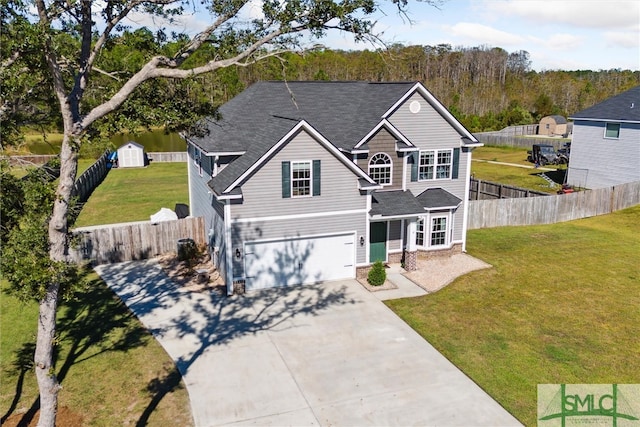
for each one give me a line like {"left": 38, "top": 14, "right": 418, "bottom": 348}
{"left": 117, "top": 141, "right": 145, "bottom": 168}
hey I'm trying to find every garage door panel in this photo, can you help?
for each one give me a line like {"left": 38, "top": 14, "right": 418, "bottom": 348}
{"left": 245, "top": 234, "right": 355, "bottom": 291}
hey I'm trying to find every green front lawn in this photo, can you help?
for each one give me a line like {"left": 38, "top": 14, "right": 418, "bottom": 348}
{"left": 386, "top": 205, "right": 640, "bottom": 426}
{"left": 0, "top": 274, "right": 193, "bottom": 426}
{"left": 74, "top": 162, "right": 189, "bottom": 227}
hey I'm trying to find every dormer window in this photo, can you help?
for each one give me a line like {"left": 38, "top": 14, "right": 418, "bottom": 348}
{"left": 368, "top": 153, "right": 392, "bottom": 185}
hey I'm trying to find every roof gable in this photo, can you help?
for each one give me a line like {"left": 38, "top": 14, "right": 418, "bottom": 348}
{"left": 570, "top": 85, "right": 640, "bottom": 123}
{"left": 382, "top": 82, "right": 479, "bottom": 144}
{"left": 210, "top": 120, "right": 377, "bottom": 197}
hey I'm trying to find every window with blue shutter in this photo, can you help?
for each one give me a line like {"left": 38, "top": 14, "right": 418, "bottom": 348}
{"left": 313, "top": 160, "right": 321, "bottom": 196}
{"left": 410, "top": 151, "right": 418, "bottom": 182}
{"left": 452, "top": 148, "right": 460, "bottom": 179}
{"left": 282, "top": 161, "right": 291, "bottom": 198}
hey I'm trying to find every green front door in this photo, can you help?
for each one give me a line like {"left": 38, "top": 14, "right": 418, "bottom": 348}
{"left": 370, "top": 222, "right": 387, "bottom": 263}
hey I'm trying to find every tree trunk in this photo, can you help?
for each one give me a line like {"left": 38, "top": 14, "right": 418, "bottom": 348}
{"left": 35, "top": 133, "right": 78, "bottom": 427}
{"left": 34, "top": 283, "right": 61, "bottom": 427}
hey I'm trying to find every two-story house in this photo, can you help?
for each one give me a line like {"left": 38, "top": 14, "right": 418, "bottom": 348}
{"left": 567, "top": 85, "right": 640, "bottom": 189}
{"left": 184, "top": 81, "right": 481, "bottom": 294}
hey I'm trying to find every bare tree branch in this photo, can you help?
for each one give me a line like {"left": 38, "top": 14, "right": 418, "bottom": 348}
{"left": 1, "top": 51, "right": 21, "bottom": 70}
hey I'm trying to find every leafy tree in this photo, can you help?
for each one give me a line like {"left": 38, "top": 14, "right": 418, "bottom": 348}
{"left": 1, "top": 0, "right": 441, "bottom": 425}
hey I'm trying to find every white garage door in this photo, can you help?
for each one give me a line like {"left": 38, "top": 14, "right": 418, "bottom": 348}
{"left": 244, "top": 233, "right": 355, "bottom": 291}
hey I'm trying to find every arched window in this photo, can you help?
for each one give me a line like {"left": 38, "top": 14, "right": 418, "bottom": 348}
{"left": 368, "top": 153, "right": 392, "bottom": 185}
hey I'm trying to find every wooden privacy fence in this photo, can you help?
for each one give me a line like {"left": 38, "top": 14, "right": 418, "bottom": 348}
{"left": 147, "top": 151, "right": 187, "bottom": 162}
{"left": 72, "top": 150, "right": 110, "bottom": 202}
{"left": 470, "top": 178, "right": 548, "bottom": 200}
{"left": 468, "top": 180, "right": 640, "bottom": 229}
{"left": 70, "top": 217, "right": 206, "bottom": 265}
{"left": 475, "top": 133, "right": 569, "bottom": 149}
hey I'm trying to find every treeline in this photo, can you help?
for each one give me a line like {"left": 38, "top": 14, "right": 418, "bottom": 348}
{"left": 8, "top": 27, "right": 640, "bottom": 138}
{"left": 205, "top": 45, "right": 639, "bottom": 132}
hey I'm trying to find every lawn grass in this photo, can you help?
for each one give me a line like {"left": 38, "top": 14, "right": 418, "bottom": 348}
{"left": 472, "top": 145, "right": 532, "bottom": 166}
{"left": 471, "top": 145, "right": 567, "bottom": 193}
{"left": 0, "top": 273, "right": 193, "bottom": 426}
{"left": 385, "top": 205, "right": 640, "bottom": 425}
{"left": 74, "top": 162, "right": 189, "bottom": 227}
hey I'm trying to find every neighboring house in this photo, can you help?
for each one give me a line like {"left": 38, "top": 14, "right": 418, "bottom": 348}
{"left": 116, "top": 141, "right": 145, "bottom": 168}
{"left": 538, "top": 115, "right": 568, "bottom": 137}
{"left": 184, "top": 81, "right": 482, "bottom": 294}
{"left": 566, "top": 85, "right": 640, "bottom": 189}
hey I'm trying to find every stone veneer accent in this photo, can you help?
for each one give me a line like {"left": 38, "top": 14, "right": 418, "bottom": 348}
{"left": 417, "top": 243, "right": 463, "bottom": 260}
{"left": 404, "top": 250, "right": 417, "bottom": 271}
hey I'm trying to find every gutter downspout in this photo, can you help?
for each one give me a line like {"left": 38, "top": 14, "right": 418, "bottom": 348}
{"left": 461, "top": 146, "right": 473, "bottom": 252}
{"left": 224, "top": 200, "right": 234, "bottom": 295}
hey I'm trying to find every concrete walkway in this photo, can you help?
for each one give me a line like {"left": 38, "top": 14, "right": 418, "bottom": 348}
{"left": 96, "top": 260, "right": 522, "bottom": 427}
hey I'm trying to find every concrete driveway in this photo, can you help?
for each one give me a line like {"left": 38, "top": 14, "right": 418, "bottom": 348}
{"left": 96, "top": 260, "right": 521, "bottom": 426}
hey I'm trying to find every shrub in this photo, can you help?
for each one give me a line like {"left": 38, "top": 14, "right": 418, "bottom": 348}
{"left": 367, "top": 260, "right": 386, "bottom": 286}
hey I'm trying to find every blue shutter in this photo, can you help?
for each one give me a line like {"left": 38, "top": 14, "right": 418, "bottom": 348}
{"left": 452, "top": 148, "right": 460, "bottom": 179}
{"left": 411, "top": 152, "right": 418, "bottom": 182}
{"left": 312, "top": 160, "right": 321, "bottom": 196}
{"left": 282, "top": 161, "right": 290, "bottom": 198}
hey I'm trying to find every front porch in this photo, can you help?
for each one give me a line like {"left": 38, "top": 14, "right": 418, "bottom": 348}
{"left": 366, "top": 188, "right": 463, "bottom": 272}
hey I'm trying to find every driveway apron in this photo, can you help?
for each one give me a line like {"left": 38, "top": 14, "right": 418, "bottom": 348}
{"left": 95, "top": 260, "right": 522, "bottom": 426}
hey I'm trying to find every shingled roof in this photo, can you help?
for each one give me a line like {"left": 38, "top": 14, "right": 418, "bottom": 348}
{"left": 187, "top": 81, "right": 416, "bottom": 155}
{"left": 570, "top": 85, "right": 640, "bottom": 123}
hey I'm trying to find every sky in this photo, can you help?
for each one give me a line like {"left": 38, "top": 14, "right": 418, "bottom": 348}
{"left": 126, "top": 0, "right": 640, "bottom": 72}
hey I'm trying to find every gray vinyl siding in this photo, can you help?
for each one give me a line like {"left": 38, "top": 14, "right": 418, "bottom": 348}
{"left": 230, "top": 212, "right": 366, "bottom": 277}
{"left": 388, "top": 220, "right": 402, "bottom": 251}
{"left": 188, "top": 144, "right": 228, "bottom": 280}
{"left": 388, "top": 93, "right": 470, "bottom": 245}
{"left": 567, "top": 120, "right": 640, "bottom": 189}
{"left": 356, "top": 128, "right": 403, "bottom": 190}
{"left": 232, "top": 130, "right": 367, "bottom": 218}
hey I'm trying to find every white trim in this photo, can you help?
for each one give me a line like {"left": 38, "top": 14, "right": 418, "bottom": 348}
{"left": 224, "top": 120, "right": 377, "bottom": 194}
{"left": 224, "top": 201, "right": 234, "bottom": 295}
{"left": 203, "top": 151, "right": 245, "bottom": 156}
{"left": 243, "top": 230, "right": 356, "bottom": 245}
{"left": 462, "top": 149, "right": 472, "bottom": 252}
{"left": 418, "top": 148, "right": 454, "bottom": 181}
{"left": 368, "top": 152, "right": 393, "bottom": 186}
{"left": 402, "top": 153, "right": 407, "bottom": 190}
{"left": 353, "top": 119, "right": 414, "bottom": 150}
{"left": 424, "top": 204, "right": 460, "bottom": 211}
{"left": 231, "top": 208, "right": 367, "bottom": 224}
{"left": 187, "top": 149, "right": 194, "bottom": 217}
{"left": 603, "top": 122, "right": 621, "bottom": 139}
{"left": 382, "top": 82, "right": 478, "bottom": 142}
{"left": 290, "top": 159, "right": 313, "bottom": 198}
{"left": 365, "top": 193, "right": 372, "bottom": 264}
{"left": 570, "top": 117, "right": 639, "bottom": 124}
{"left": 370, "top": 213, "right": 425, "bottom": 220}
{"left": 429, "top": 214, "right": 449, "bottom": 248}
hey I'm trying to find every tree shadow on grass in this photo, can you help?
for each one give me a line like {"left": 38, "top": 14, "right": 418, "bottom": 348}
{"left": 4, "top": 271, "right": 149, "bottom": 426}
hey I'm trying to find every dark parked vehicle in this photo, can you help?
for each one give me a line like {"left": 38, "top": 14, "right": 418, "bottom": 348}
{"left": 557, "top": 142, "right": 571, "bottom": 165}
{"left": 527, "top": 144, "right": 560, "bottom": 166}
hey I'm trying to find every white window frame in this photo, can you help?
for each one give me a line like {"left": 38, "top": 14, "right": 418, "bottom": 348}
{"left": 291, "top": 160, "right": 312, "bottom": 198}
{"left": 429, "top": 215, "right": 448, "bottom": 247}
{"left": 416, "top": 217, "right": 425, "bottom": 247}
{"left": 368, "top": 152, "right": 392, "bottom": 186}
{"left": 415, "top": 213, "right": 452, "bottom": 248}
{"left": 419, "top": 149, "right": 453, "bottom": 181}
{"left": 604, "top": 122, "right": 621, "bottom": 139}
